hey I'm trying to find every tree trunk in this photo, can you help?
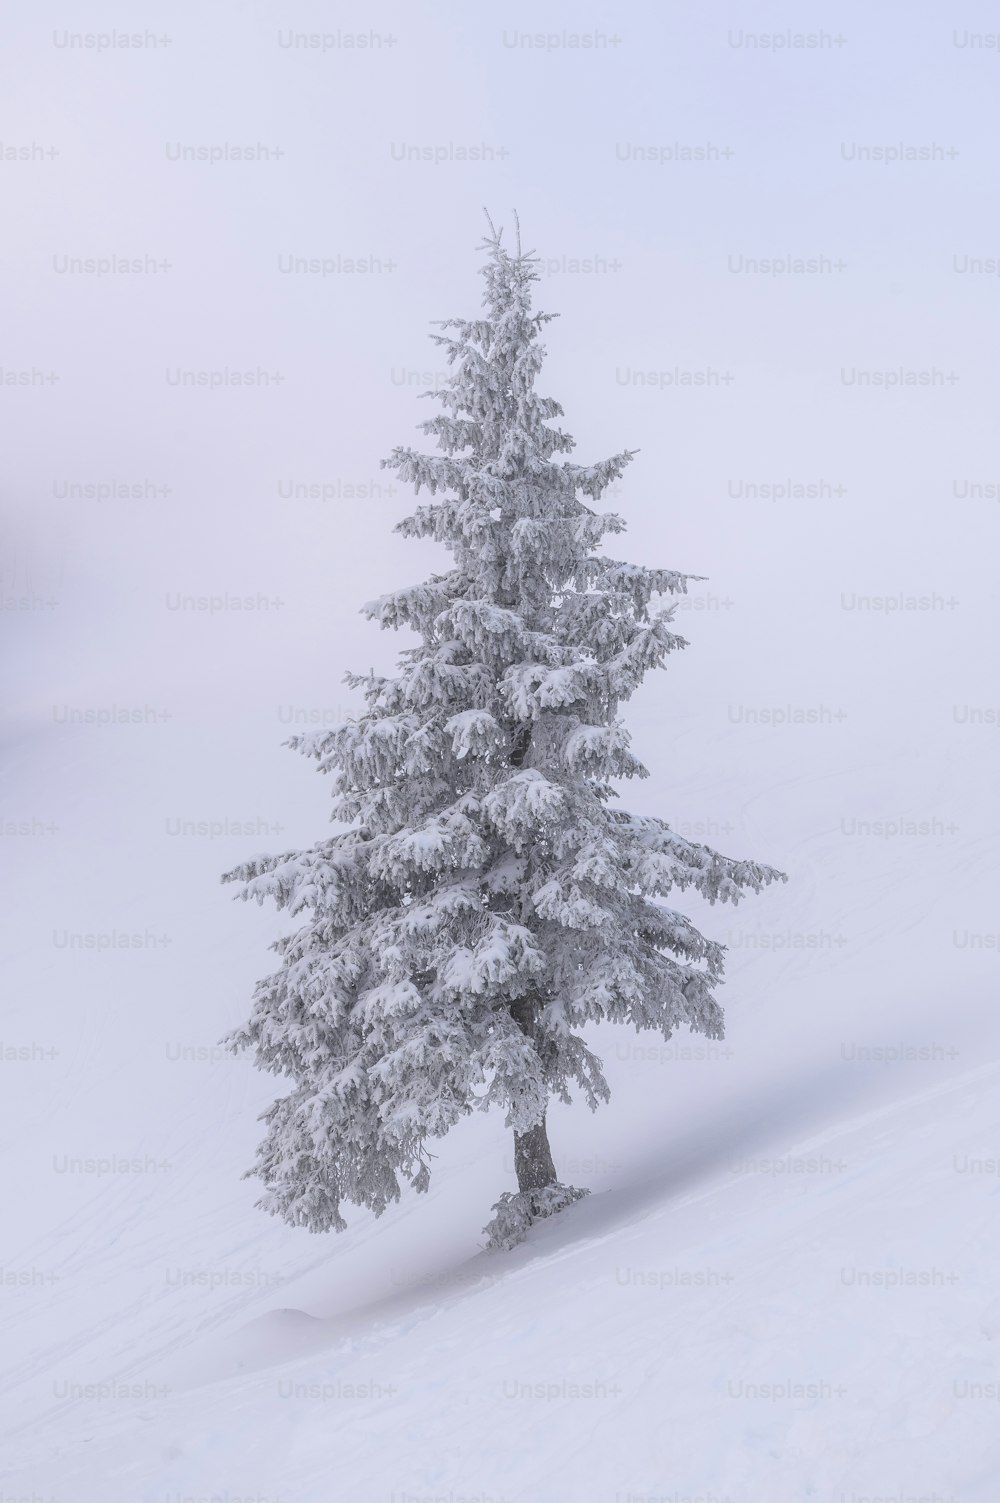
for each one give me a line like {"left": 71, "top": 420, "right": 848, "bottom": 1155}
{"left": 509, "top": 722, "right": 532, "bottom": 768}
{"left": 510, "top": 992, "right": 558, "bottom": 1194}
{"left": 513, "top": 1115, "right": 557, "bottom": 1193}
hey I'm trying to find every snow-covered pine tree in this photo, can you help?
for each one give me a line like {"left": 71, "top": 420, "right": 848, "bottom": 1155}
{"left": 221, "top": 213, "right": 786, "bottom": 1251}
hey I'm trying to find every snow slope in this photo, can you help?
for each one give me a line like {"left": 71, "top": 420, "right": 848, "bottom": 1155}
{"left": 2, "top": 695, "right": 999, "bottom": 1501}
{"left": 3, "top": 1055, "right": 1000, "bottom": 1502}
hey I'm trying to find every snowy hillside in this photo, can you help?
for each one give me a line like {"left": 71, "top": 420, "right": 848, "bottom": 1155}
{"left": 3, "top": 697, "right": 999, "bottom": 1500}
{"left": 3, "top": 1044, "right": 1000, "bottom": 1500}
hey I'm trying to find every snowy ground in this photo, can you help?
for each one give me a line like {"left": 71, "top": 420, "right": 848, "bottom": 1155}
{"left": 4, "top": 1035, "right": 1000, "bottom": 1501}
{"left": 3, "top": 685, "right": 999, "bottom": 1500}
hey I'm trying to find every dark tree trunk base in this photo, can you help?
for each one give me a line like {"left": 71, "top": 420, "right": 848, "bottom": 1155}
{"left": 483, "top": 1179, "right": 590, "bottom": 1252}
{"left": 485, "top": 1109, "right": 588, "bottom": 1251}
{"left": 514, "top": 1115, "right": 557, "bottom": 1194}
{"left": 489, "top": 996, "right": 587, "bottom": 1249}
